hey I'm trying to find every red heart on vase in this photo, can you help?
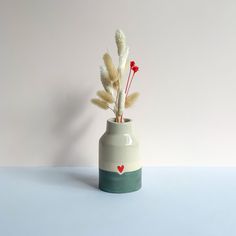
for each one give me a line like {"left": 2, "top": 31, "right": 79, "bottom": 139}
{"left": 117, "top": 165, "right": 124, "bottom": 173}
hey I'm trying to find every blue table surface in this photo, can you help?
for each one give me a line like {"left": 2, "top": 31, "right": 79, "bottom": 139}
{"left": 0, "top": 167, "right": 235, "bottom": 236}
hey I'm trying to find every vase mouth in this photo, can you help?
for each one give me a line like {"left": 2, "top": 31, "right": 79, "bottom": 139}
{"left": 106, "top": 118, "right": 133, "bottom": 134}
{"left": 108, "top": 118, "right": 132, "bottom": 124}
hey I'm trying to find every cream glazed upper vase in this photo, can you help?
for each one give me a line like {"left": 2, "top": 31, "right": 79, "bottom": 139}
{"left": 99, "top": 118, "right": 142, "bottom": 193}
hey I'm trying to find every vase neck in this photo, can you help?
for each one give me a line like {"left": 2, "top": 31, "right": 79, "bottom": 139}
{"left": 106, "top": 118, "right": 133, "bottom": 134}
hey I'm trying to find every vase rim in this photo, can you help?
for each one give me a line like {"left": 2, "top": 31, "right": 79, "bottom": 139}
{"left": 106, "top": 118, "right": 133, "bottom": 134}
{"left": 108, "top": 118, "right": 132, "bottom": 124}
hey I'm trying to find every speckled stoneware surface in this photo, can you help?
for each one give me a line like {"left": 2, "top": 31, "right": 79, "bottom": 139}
{"left": 99, "top": 118, "right": 142, "bottom": 193}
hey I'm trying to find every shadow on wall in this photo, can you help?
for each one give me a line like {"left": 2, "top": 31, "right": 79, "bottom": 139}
{"left": 51, "top": 85, "right": 94, "bottom": 166}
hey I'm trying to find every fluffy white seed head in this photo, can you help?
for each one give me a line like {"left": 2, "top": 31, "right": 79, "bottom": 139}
{"left": 117, "top": 90, "right": 126, "bottom": 115}
{"left": 118, "top": 46, "right": 129, "bottom": 82}
{"left": 91, "top": 98, "right": 109, "bottom": 110}
{"left": 100, "top": 66, "right": 115, "bottom": 96}
{"left": 125, "top": 92, "right": 140, "bottom": 108}
{"left": 115, "top": 29, "right": 126, "bottom": 56}
{"left": 103, "top": 53, "right": 119, "bottom": 82}
{"left": 100, "top": 66, "right": 109, "bottom": 82}
{"left": 96, "top": 90, "right": 115, "bottom": 104}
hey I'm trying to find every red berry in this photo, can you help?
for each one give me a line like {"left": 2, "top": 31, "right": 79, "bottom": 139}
{"left": 132, "top": 66, "right": 139, "bottom": 73}
{"left": 130, "top": 61, "right": 135, "bottom": 68}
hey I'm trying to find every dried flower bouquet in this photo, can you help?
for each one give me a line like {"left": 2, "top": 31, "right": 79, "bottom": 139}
{"left": 91, "top": 29, "right": 139, "bottom": 123}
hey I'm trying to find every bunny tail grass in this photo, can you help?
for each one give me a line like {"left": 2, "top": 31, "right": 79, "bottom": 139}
{"left": 118, "top": 90, "right": 126, "bottom": 115}
{"left": 103, "top": 53, "right": 119, "bottom": 82}
{"left": 113, "top": 80, "right": 119, "bottom": 90}
{"left": 97, "top": 90, "right": 115, "bottom": 104}
{"left": 100, "top": 66, "right": 110, "bottom": 84}
{"left": 100, "top": 66, "right": 114, "bottom": 96}
{"left": 118, "top": 46, "right": 129, "bottom": 80}
{"left": 91, "top": 98, "right": 109, "bottom": 110}
{"left": 115, "top": 29, "right": 126, "bottom": 56}
{"left": 125, "top": 92, "right": 140, "bottom": 108}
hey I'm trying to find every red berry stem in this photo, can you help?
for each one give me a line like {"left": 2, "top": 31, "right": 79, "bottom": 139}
{"left": 122, "top": 61, "right": 138, "bottom": 123}
{"left": 125, "top": 69, "right": 131, "bottom": 94}
{"left": 126, "top": 72, "right": 136, "bottom": 97}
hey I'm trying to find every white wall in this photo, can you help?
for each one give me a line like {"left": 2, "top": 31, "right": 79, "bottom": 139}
{"left": 0, "top": 0, "right": 236, "bottom": 166}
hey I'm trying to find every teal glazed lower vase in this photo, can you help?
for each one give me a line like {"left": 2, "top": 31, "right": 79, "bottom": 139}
{"left": 99, "top": 118, "right": 142, "bottom": 193}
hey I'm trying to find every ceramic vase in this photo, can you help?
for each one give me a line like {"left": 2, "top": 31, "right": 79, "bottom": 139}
{"left": 99, "top": 118, "right": 142, "bottom": 193}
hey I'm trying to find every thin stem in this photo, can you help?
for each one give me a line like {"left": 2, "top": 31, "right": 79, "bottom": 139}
{"left": 126, "top": 72, "right": 136, "bottom": 97}
{"left": 120, "top": 114, "right": 123, "bottom": 122}
{"left": 115, "top": 89, "right": 119, "bottom": 122}
{"left": 125, "top": 68, "right": 132, "bottom": 94}
{"left": 115, "top": 89, "right": 119, "bottom": 107}
{"left": 107, "top": 105, "right": 115, "bottom": 115}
